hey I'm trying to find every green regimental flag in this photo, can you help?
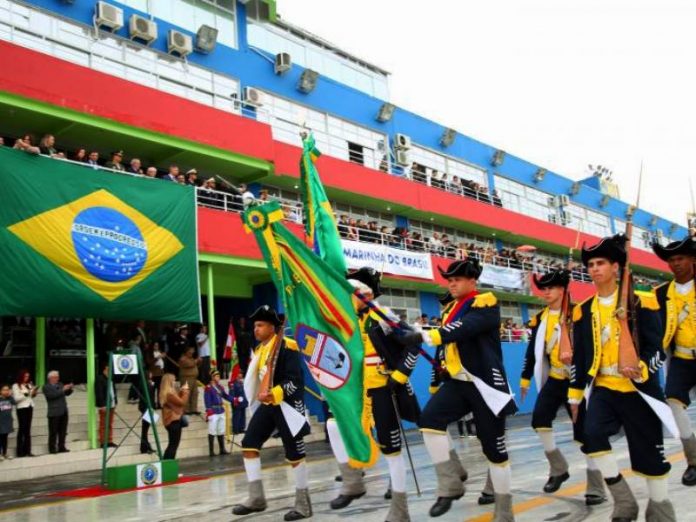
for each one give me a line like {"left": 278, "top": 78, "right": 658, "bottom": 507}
{"left": 244, "top": 202, "right": 378, "bottom": 467}
{"left": 300, "top": 133, "right": 346, "bottom": 272}
{"left": 0, "top": 148, "right": 201, "bottom": 322}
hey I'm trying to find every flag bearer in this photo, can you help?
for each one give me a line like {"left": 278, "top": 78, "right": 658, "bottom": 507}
{"left": 327, "top": 267, "right": 421, "bottom": 522}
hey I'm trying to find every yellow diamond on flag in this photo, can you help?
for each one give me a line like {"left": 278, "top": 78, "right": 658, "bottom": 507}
{"left": 8, "top": 189, "right": 183, "bottom": 301}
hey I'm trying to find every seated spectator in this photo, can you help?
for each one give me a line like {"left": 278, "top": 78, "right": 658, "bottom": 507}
{"left": 411, "top": 232, "right": 425, "bottom": 251}
{"left": 186, "top": 169, "right": 199, "bottom": 186}
{"left": 492, "top": 190, "right": 503, "bottom": 207}
{"left": 431, "top": 170, "right": 443, "bottom": 189}
{"left": 39, "top": 134, "right": 64, "bottom": 158}
{"left": 13, "top": 134, "right": 40, "bottom": 155}
{"left": 346, "top": 218, "right": 359, "bottom": 241}
{"left": 145, "top": 166, "right": 158, "bottom": 178}
{"left": 104, "top": 150, "right": 125, "bottom": 171}
{"left": 86, "top": 150, "right": 100, "bottom": 168}
{"left": 128, "top": 158, "right": 144, "bottom": 175}
{"left": 72, "top": 148, "right": 87, "bottom": 162}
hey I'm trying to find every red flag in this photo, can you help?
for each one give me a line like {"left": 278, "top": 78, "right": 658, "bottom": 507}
{"left": 224, "top": 320, "right": 240, "bottom": 381}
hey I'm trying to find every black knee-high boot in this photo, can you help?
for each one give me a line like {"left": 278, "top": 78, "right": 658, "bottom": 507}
{"left": 218, "top": 435, "right": 229, "bottom": 455}
{"left": 208, "top": 435, "right": 215, "bottom": 457}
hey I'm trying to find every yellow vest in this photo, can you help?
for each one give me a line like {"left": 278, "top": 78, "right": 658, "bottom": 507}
{"left": 673, "top": 284, "right": 696, "bottom": 360}
{"left": 544, "top": 310, "right": 567, "bottom": 380}
{"left": 361, "top": 311, "right": 389, "bottom": 390}
{"left": 594, "top": 293, "right": 635, "bottom": 393}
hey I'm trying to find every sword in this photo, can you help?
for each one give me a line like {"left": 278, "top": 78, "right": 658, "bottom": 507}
{"left": 389, "top": 389, "right": 421, "bottom": 496}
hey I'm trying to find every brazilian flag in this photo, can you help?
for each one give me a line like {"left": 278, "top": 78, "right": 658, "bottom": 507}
{"left": 244, "top": 202, "right": 378, "bottom": 467}
{"left": 0, "top": 147, "right": 200, "bottom": 322}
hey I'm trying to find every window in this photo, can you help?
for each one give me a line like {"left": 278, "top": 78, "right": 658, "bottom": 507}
{"left": 409, "top": 145, "right": 487, "bottom": 188}
{"left": 499, "top": 300, "right": 523, "bottom": 325}
{"left": 246, "top": 21, "right": 389, "bottom": 99}
{"left": 565, "top": 203, "right": 611, "bottom": 238}
{"left": 494, "top": 176, "right": 552, "bottom": 222}
{"left": 150, "top": 0, "right": 237, "bottom": 48}
{"left": 613, "top": 220, "right": 654, "bottom": 251}
{"left": 380, "top": 288, "right": 421, "bottom": 323}
{"left": 0, "top": 1, "right": 240, "bottom": 113}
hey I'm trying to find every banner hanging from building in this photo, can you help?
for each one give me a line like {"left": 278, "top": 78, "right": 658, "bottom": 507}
{"left": 0, "top": 148, "right": 201, "bottom": 322}
{"left": 341, "top": 239, "right": 433, "bottom": 279}
{"left": 479, "top": 264, "right": 526, "bottom": 290}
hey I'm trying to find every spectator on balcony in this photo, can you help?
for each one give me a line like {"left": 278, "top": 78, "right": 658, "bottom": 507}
{"left": 72, "top": 147, "right": 87, "bottom": 162}
{"left": 431, "top": 170, "right": 443, "bottom": 189}
{"left": 476, "top": 186, "right": 492, "bottom": 204}
{"left": 492, "top": 190, "right": 503, "bottom": 207}
{"left": 43, "top": 371, "right": 73, "bottom": 454}
{"left": 355, "top": 219, "right": 368, "bottom": 241}
{"left": 440, "top": 173, "right": 449, "bottom": 191}
{"left": 289, "top": 203, "right": 302, "bottom": 224}
{"left": 200, "top": 178, "right": 223, "bottom": 209}
{"left": 389, "top": 227, "right": 404, "bottom": 248}
{"left": 0, "top": 136, "right": 4, "bottom": 146}
{"left": 378, "top": 225, "right": 390, "bottom": 245}
{"left": 443, "top": 238, "right": 457, "bottom": 258}
{"left": 13, "top": 134, "right": 40, "bottom": 155}
{"left": 411, "top": 232, "right": 425, "bottom": 252}
{"left": 185, "top": 169, "right": 199, "bottom": 186}
{"left": 258, "top": 189, "right": 272, "bottom": 203}
{"left": 346, "top": 218, "right": 359, "bottom": 241}
{"left": 38, "top": 134, "right": 64, "bottom": 158}
{"left": 449, "top": 175, "right": 463, "bottom": 195}
{"left": 86, "top": 150, "right": 100, "bottom": 168}
{"left": 105, "top": 150, "right": 125, "bottom": 171}
{"left": 411, "top": 162, "right": 426, "bottom": 183}
{"left": 176, "top": 174, "right": 186, "bottom": 185}
{"left": 237, "top": 183, "right": 256, "bottom": 209}
{"left": 429, "top": 232, "right": 443, "bottom": 255}
{"left": 163, "top": 165, "right": 179, "bottom": 182}
{"left": 455, "top": 242, "right": 468, "bottom": 260}
{"left": 145, "top": 166, "right": 158, "bottom": 178}
{"left": 338, "top": 215, "right": 349, "bottom": 238}
{"left": 128, "top": 158, "right": 144, "bottom": 176}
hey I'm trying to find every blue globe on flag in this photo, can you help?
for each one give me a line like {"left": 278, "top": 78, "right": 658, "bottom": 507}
{"left": 71, "top": 207, "right": 148, "bottom": 283}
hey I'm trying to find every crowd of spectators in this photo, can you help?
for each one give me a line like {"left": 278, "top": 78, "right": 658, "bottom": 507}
{"left": 409, "top": 163, "right": 503, "bottom": 207}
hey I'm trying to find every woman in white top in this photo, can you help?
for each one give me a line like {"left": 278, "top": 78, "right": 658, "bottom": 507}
{"left": 12, "top": 370, "right": 38, "bottom": 457}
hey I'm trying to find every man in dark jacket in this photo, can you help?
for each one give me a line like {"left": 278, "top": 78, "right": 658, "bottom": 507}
{"left": 652, "top": 236, "right": 696, "bottom": 486}
{"left": 570, "top": 234, "right": 677, "bottom": 521}
{"left": 95, "top": 362, "right": 117, "bottom": 448}
{"left": 408, "top": 258, "right": 517, "bottom": 520}
{"left": 232, "top": 305, "right": 311, "bottom": 521}
{"left": 42, "top": 370, "right": 73, "bottom": 454}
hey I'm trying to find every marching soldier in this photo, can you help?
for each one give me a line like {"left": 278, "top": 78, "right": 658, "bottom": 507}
{"left": 520, "top": 269, "right": 606, "bottom": 504}
{"left": 327, "top": 267, "right": 421, "bottom": 522}
{"left": 404, "top": 258, "right": 518, "bottom": 520}
{"left": 232, "top": 305, "right": 312, "bottom": 521}
{"left": 652, "top": 235, "right": 696, "bottom": 486}
{"left": 569, "top": 234, "right": 677, "bottom": 521}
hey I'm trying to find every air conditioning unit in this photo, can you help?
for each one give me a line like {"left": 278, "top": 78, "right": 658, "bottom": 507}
{"left": 129, "top": 14, "right": 157, "bottom": 43}
{"left": 167, "top": 30, "right": 192, "bottom": 57}
{"left": 243, "top": 87, "right": 264, "bottom": 106}
{"left": 95, "top": 1, "right": 123, "bottom": 31}
{"left": 548, "top": 196, "right": 558, "bottom": 208}
{"left": 396, "top": 149, "right": 410, "bottom": 167}
{"left": 394, "top": 133, "right": 411, "bottom": 150}
{"left": 274, "top": 52, "right": 291, "bottom": 75}
{"left": 554, "top": 194, "right": 570, "bottom": 207}
{"left": 559, "top": 211, "right": 571, "bottom": 225}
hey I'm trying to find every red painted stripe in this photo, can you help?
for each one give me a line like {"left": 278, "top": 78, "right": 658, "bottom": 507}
{"left": 0, "top": 41, "right": 274, "bottom": 162}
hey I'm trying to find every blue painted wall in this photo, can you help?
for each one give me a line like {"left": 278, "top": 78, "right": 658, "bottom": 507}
{"left": 24, "top": 0, "right": 687, "bottom": 238}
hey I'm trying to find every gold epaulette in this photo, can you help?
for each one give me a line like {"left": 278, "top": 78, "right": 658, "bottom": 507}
{"left": 284, "top": 338, "right": 299, "bottom": 351}
{"left": 472, "top": 292, "right": 497, "bottom": 308}
{"left": 572, "top": 295, "right": 593, "bottom": 322}
{"left": 528, "top": 313, "right": 539, "bottom": 328}
{"left": 635, "top": 290, "right": 660, "bottom": 311}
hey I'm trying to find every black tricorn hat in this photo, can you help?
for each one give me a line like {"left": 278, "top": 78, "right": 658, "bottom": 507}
{"left": 249, "top": 305, "right": 281, "bottom": 327}
{"left": 651, "top": 235, "right": 696, "bottom": 262}
{"left": 533, "top": 269, "right": 571, "bottom": 289}
{"left": 438, "top": 292, "right": 454, "bottom": 306}
{"left": 346, "top": 267, "right": 382, "bottom": 298}
{"left": 438, "top": 258, "right": 482, "bottom": 280}
{"left": 581, "top": 233, "right": 627, "bottom": 267}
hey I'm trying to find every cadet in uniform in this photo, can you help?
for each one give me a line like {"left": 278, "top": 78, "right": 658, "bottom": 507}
{"left": 570, "top": 234, "right": 677, "bottom": 522}
{"left": 520, "top": 269, "right": 606, "bottom": 504}
{"left": 652, "top": 236, "right": 696, "bottom": 486}
{"left": 232, "top": 306, "right": 312, "bottom": 521}
{"left": 327, "top": 267, "right": 420, "bottom": 522}
{"left": 407, "top": 258, "right": 518, "bottom": 521}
